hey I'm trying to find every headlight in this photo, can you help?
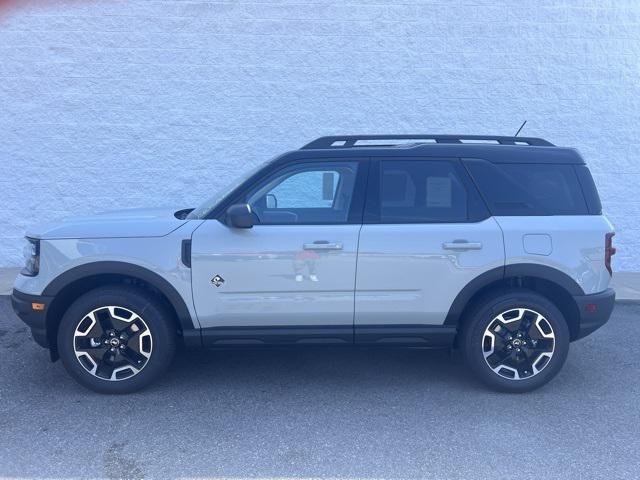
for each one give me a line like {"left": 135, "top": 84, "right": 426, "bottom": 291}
{"left": 21, "top": 237, "right": 40, "bottom": 276}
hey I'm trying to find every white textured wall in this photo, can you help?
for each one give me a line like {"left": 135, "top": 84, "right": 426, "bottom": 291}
{"left": 0, "top": 0, "right": 639, "bottom": 270}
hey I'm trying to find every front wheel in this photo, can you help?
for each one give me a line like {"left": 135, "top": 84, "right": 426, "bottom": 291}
{"left": 461, "top": 290, "right": 570, "bottom": 393}
{"left": 57, "top": 286, "right": 176, "bottom": 394}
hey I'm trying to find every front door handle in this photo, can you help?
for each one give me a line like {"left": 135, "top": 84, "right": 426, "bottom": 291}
{"left": 303, "top": 241, "right": 343, "bottom": 250}
{"left": 442, "top": 241, "right": 483, "bottom": 251}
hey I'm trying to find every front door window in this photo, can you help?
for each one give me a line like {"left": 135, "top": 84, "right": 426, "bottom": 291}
{"left": 246, "top": 162, "right": 358, "bottom": 224}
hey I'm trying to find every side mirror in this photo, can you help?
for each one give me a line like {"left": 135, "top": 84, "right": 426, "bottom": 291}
{"left": 226, "top": 204, "right": 254, "bottom": 229}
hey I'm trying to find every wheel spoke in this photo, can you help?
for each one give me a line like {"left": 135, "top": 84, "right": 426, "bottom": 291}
{"left": 488, "top": 349, "right": 513, "bottom": 368}
{"left": 515, "top": 349, "right": 535, "bottom": 378}
{"left": 519, "top": 310, "right": 536, "bottom": 334}
{"left": 75, "top": 336, "right": 106, "bottom": 352}
{"left": 95, "top": 309, "right": 115, "bottom": 333}
{"left": 120, "top": 346, "right": 147, "bottom": 369}
{"left": 491, "top": 323, "right": 514, "bottom": 341}
{"left": 528, "top": 338, "right": 554, "bottom": 353}
{"left": 95, "top": 350, "right": 116, "bottom": 379}
{"left": 485, "top": 351, "right": 505, "bottom": 367}
{"left": 121, "top": 319, "right": 147, "bottom": 339}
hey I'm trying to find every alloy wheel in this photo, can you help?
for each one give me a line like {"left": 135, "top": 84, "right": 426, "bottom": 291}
{"left": 482, "top": 308, "right": 555, "bottom": 380}
{"left": 73, "top": 306, "right": 153, "bottom": 381}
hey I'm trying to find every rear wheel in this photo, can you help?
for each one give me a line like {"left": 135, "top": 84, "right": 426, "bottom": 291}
{"left": 57, "top": 286, "right": 176, "bottom": 394}
{"left": 461, "top": 290, "right": 570, "bottom": 392}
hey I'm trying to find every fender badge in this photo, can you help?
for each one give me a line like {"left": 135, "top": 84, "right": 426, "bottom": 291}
{"left": 211, "top": 275, "right": 225, "bottom": 287}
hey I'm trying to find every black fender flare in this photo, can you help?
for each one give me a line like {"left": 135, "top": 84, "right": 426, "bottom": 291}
{"left": 444, "top": 263, "right": 585, "bottom": 325}
{"left": 42, "top": 261, "right": 195, "bottom": 330}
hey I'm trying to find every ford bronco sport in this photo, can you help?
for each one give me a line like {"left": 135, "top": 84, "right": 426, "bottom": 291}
{"left": 12, "top": 135, "right": 616, "bottom": 393}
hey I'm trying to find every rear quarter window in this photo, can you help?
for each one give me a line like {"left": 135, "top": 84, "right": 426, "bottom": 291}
{"left": 574, "top": 165, "right": 602, "bottom": 214}
{"left": 464, "top": 159, "right": 589, "bottom": 216}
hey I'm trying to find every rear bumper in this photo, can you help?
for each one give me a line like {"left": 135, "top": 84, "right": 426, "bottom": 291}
{"left": 572, "top": 288, "right": 616, "bottom": 340}
{"left": 11, "top": 289, "right": 53, "bottom": 348}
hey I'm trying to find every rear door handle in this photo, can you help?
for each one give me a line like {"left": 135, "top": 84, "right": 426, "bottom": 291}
{"left": 303, "top": 241, "right": 343, "bottom": 250}
{"left": 442, "top": 241, "right": 483, "bottom": 251}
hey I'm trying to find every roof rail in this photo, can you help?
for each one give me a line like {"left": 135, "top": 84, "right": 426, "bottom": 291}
{"left": 301, "top": 135, "right": 554, "bottom": 149}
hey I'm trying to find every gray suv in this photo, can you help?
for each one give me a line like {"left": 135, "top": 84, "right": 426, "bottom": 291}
{"left": 11, "top": 135, "right": 616, "bottom": 394}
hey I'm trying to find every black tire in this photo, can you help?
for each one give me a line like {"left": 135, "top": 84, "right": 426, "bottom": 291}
{"left": 460, "top": 289, "right": 570, "bottom": 393}
{"left": 57, "top": 286, "right": 176, "bottom": 394}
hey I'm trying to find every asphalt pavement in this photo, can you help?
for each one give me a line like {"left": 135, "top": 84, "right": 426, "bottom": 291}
{"left": 1, "top": 297, "right": 639, "bottom": 479}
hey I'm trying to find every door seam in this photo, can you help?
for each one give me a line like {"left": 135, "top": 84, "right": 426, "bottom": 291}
{"left": 352, "top": 223, "right": 364, "bottom": 343}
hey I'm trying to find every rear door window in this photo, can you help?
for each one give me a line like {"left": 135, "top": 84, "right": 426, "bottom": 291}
{"left": 464, "top": 159, "right": 589, "bottom": 215}
{"left": 373, "top": 159, "right": 487, "bottom": 223}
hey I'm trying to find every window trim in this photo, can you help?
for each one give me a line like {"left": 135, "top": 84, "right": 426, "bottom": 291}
{"left": 363, "top": 157, "right": 489, "bottom": 225}
{"left": 215, "top": 158, "right": 370, "bottom": 226}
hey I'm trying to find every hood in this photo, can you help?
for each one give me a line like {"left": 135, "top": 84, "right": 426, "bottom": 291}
{"left": 26, "top": 207, "right": 193, "bottom": 240}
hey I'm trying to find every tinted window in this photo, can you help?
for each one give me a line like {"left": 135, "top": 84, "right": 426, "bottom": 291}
{"left": 246, "top": 162, "right": 358, "bottom": 224}
{"left": 378, "top": 160, "right": 475, "bottom": 223}
{"left": 464, "top": 159, "right": 588, "bottom": 215}
{"left": 574, "top": 165, "right": 602, "bottom": 214}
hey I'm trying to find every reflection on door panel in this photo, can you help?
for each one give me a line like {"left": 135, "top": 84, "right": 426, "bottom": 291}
{"left": 356, "top": 159, "right": 504, "bottom": 328}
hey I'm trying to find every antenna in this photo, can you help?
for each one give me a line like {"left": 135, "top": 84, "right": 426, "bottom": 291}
{"left": 514, "top": 120, "right": 527, "bottom": 137}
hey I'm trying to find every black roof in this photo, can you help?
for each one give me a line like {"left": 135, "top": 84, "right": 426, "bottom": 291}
{"left": 295, "top": 135, "right": 584, "bottom": 164}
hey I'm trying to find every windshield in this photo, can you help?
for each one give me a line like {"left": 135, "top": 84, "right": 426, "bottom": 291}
{"left": 187, "top": 159, "right": 273, "bottom": 219}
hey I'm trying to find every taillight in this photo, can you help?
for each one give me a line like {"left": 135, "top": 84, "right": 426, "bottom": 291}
{"left": 605, "top": 232, "right": 616, "bottom": 276}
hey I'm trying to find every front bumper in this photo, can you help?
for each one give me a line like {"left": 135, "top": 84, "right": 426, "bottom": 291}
{"left": 572, "top": 288, "right": 616, "bottom": 340}
{"left": 11, "top": 288, "right": 54, "bottom": 349}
